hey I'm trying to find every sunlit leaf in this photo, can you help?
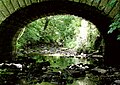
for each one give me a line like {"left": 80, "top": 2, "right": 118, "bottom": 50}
{"left": 117, "top": 35, "right": 120, "bottom": 40}
{"left": 107, "top": 0, "right": 117, "bottom": 7}
{"left": 108, "top": 27, "right": 116, "bottom": 34}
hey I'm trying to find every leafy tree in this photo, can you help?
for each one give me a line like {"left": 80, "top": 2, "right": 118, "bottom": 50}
{"left": 17, "top": 15, "right": 100, "bottom": 53}
{"left": 107, "top": 0, "right": 120, "bottom": 40}
{"left": 108, "top": 14, "right": 120, "bottom": 40}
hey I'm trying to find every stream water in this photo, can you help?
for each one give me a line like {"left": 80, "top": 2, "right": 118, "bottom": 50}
{"left": 32, "top": 55, "right": 101, "bottom": 85}
{"left": 1, "top": 53, "right": 120, "bottom": 85}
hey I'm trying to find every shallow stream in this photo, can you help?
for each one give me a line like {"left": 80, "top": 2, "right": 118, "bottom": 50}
{"left": 32, "top": 55, "right": 101, "bottom": 85}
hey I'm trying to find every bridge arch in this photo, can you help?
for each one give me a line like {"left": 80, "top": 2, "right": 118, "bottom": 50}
{"left": 0, "top": 0, "right": 120, "bottom": 65}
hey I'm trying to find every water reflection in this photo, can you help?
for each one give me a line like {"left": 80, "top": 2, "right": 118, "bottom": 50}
{"left": 0, "top": 55, "right": 103, "bottom": 85}
{"left": 32, "top": 55, "right": 99, "bottom": 85}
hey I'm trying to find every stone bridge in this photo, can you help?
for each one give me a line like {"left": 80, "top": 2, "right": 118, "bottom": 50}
{"left": 0, "top": 0, "right": 120, "bottom": 65}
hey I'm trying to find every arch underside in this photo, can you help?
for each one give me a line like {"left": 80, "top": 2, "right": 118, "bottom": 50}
{"left": 0, "top": 1, "right": 120, "bottom": 65}
{"left": 0, "top": 0, "right": 119, "bottom": 24}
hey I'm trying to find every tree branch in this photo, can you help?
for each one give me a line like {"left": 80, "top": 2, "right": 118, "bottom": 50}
{"left": 44, "top": 17, "right": 50, "bottom": 30}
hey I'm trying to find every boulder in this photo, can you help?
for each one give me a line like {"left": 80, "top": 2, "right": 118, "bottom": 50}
{"left": 91, "top": 67, "right": 107, "bottom": 75}
{"left": 111, "top": 80, "right": 120, "bottom": 85}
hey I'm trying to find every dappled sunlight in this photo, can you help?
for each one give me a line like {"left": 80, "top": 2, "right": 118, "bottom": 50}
{"left": 0, "top": 0, "right": 119, "bottom": 84}
{"left": 14, "top": 15, "right": 105, "bottom": 85}
{"left": 75, "top": 19, "right": 89, "bottom": 50}
{"left": 0, "top": 15, "right": 109, "bottom": 85}
{"left": 16, "top": 15, "right": 101, "bottom": 55}
{"left": 80, "top": 19, "right": 89, "bottom": 40}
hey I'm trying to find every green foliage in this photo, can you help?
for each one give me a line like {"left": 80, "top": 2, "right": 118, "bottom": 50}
{"left": 17, "top": 15, "right": 100, "bottom": 52}
{"left": 108, "top": 14, "right": 120, "bottom": 40}
{"left": 108, "top": 15, "right": 120, "bottom": 33}
{"left": 117, "top": 34, "right": 120, "bottom": 40}
{"left": 107, "top": 0, "right": 117, "bottom": 7}
{"left": 94, "top": 0, "right": 100, "bottom": 3}
{"left": 0, "top": 69, "right": 7, "bottom": 74}
{"left": 107, "top": 0, "right": 120, "bottom": 40}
